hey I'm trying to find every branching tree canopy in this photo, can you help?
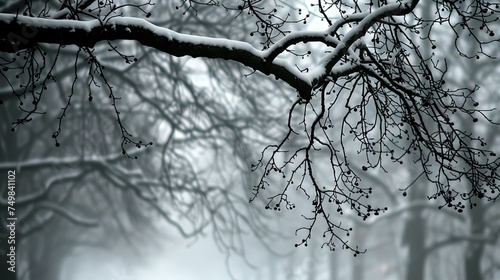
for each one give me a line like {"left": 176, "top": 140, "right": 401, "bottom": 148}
{"left": 1, "top": 0, "right": 500, "bottom": 255}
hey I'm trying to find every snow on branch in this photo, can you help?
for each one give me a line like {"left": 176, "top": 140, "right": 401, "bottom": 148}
{"left": 0, "top": 1, "right": 419, "bottom": 101}
{"left": 0, "top": 14, "right": 314, "bottom": 99}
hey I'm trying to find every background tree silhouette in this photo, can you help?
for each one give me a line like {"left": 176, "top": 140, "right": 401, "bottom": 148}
{"left": 1, "top": 0, "right": 500, "bottom": 279}
{"left": 0, "top": 1, "right": 290, "bottom": 279}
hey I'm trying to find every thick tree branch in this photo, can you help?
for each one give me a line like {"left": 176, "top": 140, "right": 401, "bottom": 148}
{"left": 0, "top": 14, "right": 314, "bottom": 99}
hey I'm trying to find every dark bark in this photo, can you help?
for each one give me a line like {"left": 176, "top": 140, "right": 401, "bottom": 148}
{"left": 464, "top": 201, "right": 485, "bottom": 280}
{"left": 0, "top": 1, "right": 420, "bottom": 101}
{"left": 0, "top": 14, "right": 313, "bottom": 99}
{"left": 403, "top": 214, "right": 426, "bottom": 280}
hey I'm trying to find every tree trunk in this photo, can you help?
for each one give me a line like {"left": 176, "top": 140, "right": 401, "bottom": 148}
{"left": 401, "top": 186, "right": 427, "bottom": 280}
{"left": 464, "top": 200, "right": 485, "bottom": 280}
{"left": 403, "top": 214, "right": 426, "bottom": 280}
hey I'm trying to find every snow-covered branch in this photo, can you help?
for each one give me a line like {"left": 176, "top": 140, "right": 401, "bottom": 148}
{"left": 0, "top": 1, "right": 420, "bottom": 101}
{"left": 0, "top": 14, "right": 314, "bottom": 99}
{"left": 309, "top": 0, "right": 420, "bottom": 85}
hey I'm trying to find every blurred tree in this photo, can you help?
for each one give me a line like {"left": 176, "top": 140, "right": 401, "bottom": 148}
{"left": 1, "top": 0, "right": 500, "bottom": 273}
{"left": 0, "top": 1, "right": 289, "bottom": 279}
{"left": 422, "top": 14, "right": 500, "bottom": 280}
